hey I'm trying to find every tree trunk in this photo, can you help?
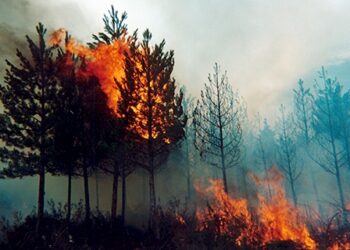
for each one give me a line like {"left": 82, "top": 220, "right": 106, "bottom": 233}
{"left": 95, "top": 172, "right": 99, "bottom": 211}
{"left": 186, "top": 163, "right": 191, "bottom": 200}
{"left": 310, "top": 170, "right": 324, "bottom": 218}
{"left": 121, "top": 165, "right": 126, "bottom": 226}
{"left": 83, "top": 161, "right": 91, "bottom": 224}
{"left": 290, "top": 177, "right": 298, "bottom": 207}
{"left": 36, "top": 164, "right": 45, "bottom": 235}
{"left": 111, "top": 168, "right": 119, "bottom": 222}
{"left": 149, "top": 167, "right": 156, "bottom": 230}
{"left": 335, "top": 165, "right": 346, "bottom": 215}
{"left": 185, "top": 140, "right": 191, "bottom": 200}
{"left": 222, "top": 163, "right": 228, "bottom": 193}
{"left": 67, "top": 166, "right": 72, "bottom": 224}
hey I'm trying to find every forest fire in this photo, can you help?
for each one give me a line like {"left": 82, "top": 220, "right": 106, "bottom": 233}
{"left": 192, "top": 167, "right": 316, "bottom": 249}
{"left": 50, "top": 29, "right": 174, "bottom": 143}
{"left": 2, "top": 3, "right": 350, "bottom": 249}
{"left": 50, "top": 28, "right": 129, "bottom": 116}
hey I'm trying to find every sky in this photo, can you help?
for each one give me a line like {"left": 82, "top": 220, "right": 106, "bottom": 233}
{"left": 2, "top": 0, "right": 350, "bottom": 122}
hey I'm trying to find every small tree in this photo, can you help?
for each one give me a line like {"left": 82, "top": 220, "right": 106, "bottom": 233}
{"left": 254, "top": 116, "right": 277, "bottom": 199}
{"left": 194, "top": 63, "right": 243, "bottom": 193}
{"left": 293, "top": 79, "right": 314, "bottom": 144}
{"left": 276, "top": 104, "right": 300, "bottom": 206}
{"left": 0, "top": 23, "right": 60, "bottom": 233}
{"left": 53, "top": 46, "right": 82, "bottom": 224}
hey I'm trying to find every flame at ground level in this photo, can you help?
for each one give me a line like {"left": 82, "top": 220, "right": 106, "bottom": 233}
{"left": 189, "top": 167, "right": 318, "bottom": 249}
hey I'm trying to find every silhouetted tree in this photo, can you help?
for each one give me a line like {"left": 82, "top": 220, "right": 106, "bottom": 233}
{"left": 89, "top": 5, "right": 138, "bottom": 225}
{"left": 0, "top": 23, "right": 60, "bottom": 234}
{"left": 89, "top": 5, "right": 128, "bottom": 47}
{"left": 194, "top": 63, "right": 243, "bottom": 193}
{"left": 78, "top": 76, "right": 113, "bottom": 224}
{"left": 276, "top": 104, "right": 300, "bottom": 206}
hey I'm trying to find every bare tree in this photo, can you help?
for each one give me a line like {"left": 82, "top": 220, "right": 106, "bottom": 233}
{"left": 293, "top": 79, "right": 314, "bottom": 144}
{"left": 276, "top": 104, "right": 300, "bottom": 206}
{"left": 193, "top": 63, "right": 243, "bottom": 193}
{"left": 254, "top": 116, "right": 277, "bottom": 199}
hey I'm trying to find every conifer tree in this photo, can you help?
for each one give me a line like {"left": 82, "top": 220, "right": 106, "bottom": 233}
{"left": 194, "top": 63, "right": 243, "bottom": 193}
{"left": 117, "top": 29, "right": 186, "bottom": 227}
{"left": 0, "top": 23, "right": 60, "bottom": 233}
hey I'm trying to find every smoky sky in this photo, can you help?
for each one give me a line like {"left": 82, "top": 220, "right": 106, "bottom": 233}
{"left": 2, "top": 0, "right": 350, "bottom": 121}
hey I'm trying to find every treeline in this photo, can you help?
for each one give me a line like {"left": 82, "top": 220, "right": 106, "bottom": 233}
{"left": 0, "top": 5, "right": 350, "bottom": 244}
{"left": 0, "top": 6, "right": 186, "bottom": 236}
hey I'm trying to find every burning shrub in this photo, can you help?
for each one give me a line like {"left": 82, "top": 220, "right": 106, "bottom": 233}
{"left": 191, "top": 167, "right": 316, "bottom": 249}
{"left": 195, "top": 179, "right": 261, "bottom": 249}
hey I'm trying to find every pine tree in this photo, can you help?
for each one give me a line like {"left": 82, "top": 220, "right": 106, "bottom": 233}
{"left": 194, "top": 63, "right": 243, "bottom": 193}
{"left": 0, "top": 23, "right": 60, "bottom": 233}
{"left": 276, "top": 104, "right": 300, "bottom": 206}
{"left": 293, "top": 79, "right": 314, "bottom": 144}
{"left": 117, "top": 29, "right": 186, "bottom": 228}
{"left": 312, "top": 67, "right": 347, "bottom": 220}
{"left": 254, "top": 116, "right": 277, "bottom": 199}
{"left": 89, "top": 5, "right": 137, "bottom": 224}
{"left": 53, "top": 38, "right": 82, "bottom": 224}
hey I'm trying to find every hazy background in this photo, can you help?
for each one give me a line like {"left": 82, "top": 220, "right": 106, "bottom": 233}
{"left": 2, "top": 0, "right": 350, "bottom": 120}
{"left": 1, "top": 0, "right": 350, "bottom": 223}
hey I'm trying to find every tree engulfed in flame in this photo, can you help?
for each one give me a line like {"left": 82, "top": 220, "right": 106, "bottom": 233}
{"left": 50, "top": 28, "right": 129, "bottom": 116}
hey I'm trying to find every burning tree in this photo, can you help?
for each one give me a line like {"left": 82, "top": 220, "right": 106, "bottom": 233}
{"left": 194, "top": 63, "right": 243, "bottom": 193}
{"left": 88, "top": 5, "right": 138, "bottom": 225}
{"left": 0, "top": 23, "right": 60, "bottom": 233}
{"left": 117, "top": 29, "right": 186, "bottom": 226}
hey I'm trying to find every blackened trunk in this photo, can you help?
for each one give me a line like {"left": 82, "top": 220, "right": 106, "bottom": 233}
{"left": 95, "top": 172, "right": 99, "bottom": 211}
{"left": 67, "top": 166, "right": 72, "bottom": 224}
{"left": 149, "top": 168, "right": 156, "bottom": 229}
{"left": 36, "top": 164, "right": 45, "bottom": 235}
{"left": 83, "top": 162, "right": 91, "bottom": 224}
{"left": 121, "top": 165, "right": 126, "bottom": 225}
{"left": 222, "top": 163, "right": 228, "bottom": 193}
{"left": 111, "top": 169, "right": 119, "bottom": 222}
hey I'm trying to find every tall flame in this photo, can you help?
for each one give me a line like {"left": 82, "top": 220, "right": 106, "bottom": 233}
{"left": 194, "top": 167, "right": 316, "bottom": 249}
{"left": 50, "top": 29, "right": 129, "bottom": 116}
{"left": 50, "top": 29, "right": 172, "bottom": 143}
{"left": 253, "top": 167, "right": 316, "bottom": 249}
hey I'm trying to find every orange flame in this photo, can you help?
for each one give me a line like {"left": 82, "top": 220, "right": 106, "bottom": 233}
{"left": 194, "top": 179, "right": 258, "bottom": 246}
{"left": 49, "top": 28, "right": 66, "bottom": 46}
{"left": 50, "top": 29, "right": 129, "bottom": 116}
{"left": 50, "top": 29, "right": 172, "bottom": 143}
{"left": 253, "top": 167, "right": 316, "bottom": 249}
{"left": 194, "top": 167, "right": 316, "bottom": 249}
